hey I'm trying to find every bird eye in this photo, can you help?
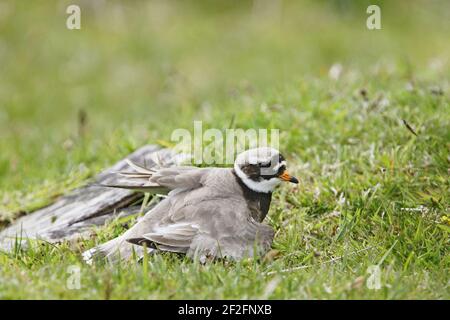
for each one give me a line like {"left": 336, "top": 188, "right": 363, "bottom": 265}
{"left": 277, "top": 165, "right": 286, "bottom": 174}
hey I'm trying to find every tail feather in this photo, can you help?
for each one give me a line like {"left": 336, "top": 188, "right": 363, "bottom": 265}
{"left": 94, "top": 158, "right": 168, "bottom": 193}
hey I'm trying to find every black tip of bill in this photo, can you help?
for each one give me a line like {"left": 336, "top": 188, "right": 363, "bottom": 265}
{"left": 289, "top": 176, "right": 299, "bottom": 184}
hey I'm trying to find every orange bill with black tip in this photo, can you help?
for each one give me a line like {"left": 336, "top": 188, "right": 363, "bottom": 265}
{"left": 279, "top": 171, "right": 299, "bottom": 184}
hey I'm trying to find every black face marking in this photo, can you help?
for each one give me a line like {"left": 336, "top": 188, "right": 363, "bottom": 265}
{"left": 260, "top": 174, "right": 276, "bottom": 180}
{"left": 277, "top": 165, "right": 286, "bottom": 175}
{"left": 240, "top": 164, "right": 260, "bottom": 181}
{"left": 240, "top": 153, "right": 287, "bottom": 181}
{"left": 259, "top": 162, "right": 271, "bottom": 168}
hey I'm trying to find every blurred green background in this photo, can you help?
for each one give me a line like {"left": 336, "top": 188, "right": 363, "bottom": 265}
{"left": 1, "top": 0, "right": 449, "bottom": 215}
{"left": 0, "top": 0, "right": 449, "bottom": 299}
{"left": 1, "top": 0, "right": 449, "bottom": 219}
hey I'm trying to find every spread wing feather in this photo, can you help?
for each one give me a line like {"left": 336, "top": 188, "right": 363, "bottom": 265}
{"left": 98, "top": 159, "right": 207, "bottom": 194}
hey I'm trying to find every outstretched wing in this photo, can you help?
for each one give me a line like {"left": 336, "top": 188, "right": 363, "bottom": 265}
{"left": 99, "top": 159, "right": 208, "bottom": 194}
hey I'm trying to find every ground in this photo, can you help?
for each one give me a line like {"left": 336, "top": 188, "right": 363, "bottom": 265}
{"left": 0, "top": 1, "right": 449, "bottom": 299}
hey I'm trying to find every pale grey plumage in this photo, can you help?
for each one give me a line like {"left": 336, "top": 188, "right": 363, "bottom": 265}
{"left": 83, "top": 148, "right": 296, "bottom": 264}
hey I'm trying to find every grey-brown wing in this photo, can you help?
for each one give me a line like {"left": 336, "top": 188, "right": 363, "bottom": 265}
{"left": 141, "top": 222, "right": 200, "bottom": 253}
{"left": 128, "top": 193, "right": 274, "bottom": 260}
{"left": 100, "top": 159, "right": 208, "bottom": 194}
{"left": 149, "top": 167, "right": 208, "bottom": 191}
{"left": 187, "top": 210, "right": 275, "bottom": 261}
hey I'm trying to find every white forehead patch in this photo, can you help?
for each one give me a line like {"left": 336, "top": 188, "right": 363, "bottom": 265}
{"left": 235, "top": 147, "right": 280, "bottom": 166}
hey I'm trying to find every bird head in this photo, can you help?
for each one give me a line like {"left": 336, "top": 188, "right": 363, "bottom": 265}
{"left": 233, "top": 147, "right": 298, "bottom": 193}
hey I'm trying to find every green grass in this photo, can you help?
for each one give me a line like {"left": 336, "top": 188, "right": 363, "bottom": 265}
{"left": 0, "top": 0, "right": 449, "bottom": 299}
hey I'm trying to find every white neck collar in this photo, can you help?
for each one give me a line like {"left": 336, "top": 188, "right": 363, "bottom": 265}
{"left": 234, "top": 163, "right": 281, "bottom": 193}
